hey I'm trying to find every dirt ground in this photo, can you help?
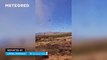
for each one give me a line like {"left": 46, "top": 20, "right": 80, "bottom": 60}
{"left": 35, "top": 32, "right": 72, "bottom": 60}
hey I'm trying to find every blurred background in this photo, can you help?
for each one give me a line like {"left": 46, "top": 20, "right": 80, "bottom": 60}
{"left": 0, "top": 0, "right": 35, "bottom": 60}
{"left": 72, "top": 0, "right": 107, "bottom": 60}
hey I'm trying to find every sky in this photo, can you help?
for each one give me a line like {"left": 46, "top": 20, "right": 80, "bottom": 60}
{"left": 35, "top": 0, "right": 71, "bottom": 32}
{"left": 0, "top": 0, "right": 71, "bottom": 39}
{"left": 73, "top": 0, "right": 107, "bottom": 38}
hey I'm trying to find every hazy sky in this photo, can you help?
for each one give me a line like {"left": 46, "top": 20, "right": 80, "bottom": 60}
{"left": 73, "top": 0, "right": 107, "bottom": 38}
{"left": 0, "top": 0, "right": 71, "bottom": 38}
{"left": 35, "top": 0, "right": 71, "bottom": 32}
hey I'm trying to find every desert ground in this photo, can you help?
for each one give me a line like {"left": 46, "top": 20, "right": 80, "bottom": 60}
{"left": 35, "top": 32, "right": 72, "bottom": 60}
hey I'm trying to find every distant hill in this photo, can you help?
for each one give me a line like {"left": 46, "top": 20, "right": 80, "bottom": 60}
{"left": 36, "top": 32, "right": 71, "bottom": 35}
{"left": 36, "top": 32, "right": 72, "bottom": 39}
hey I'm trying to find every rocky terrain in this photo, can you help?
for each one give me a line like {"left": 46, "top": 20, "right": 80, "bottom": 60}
{"left": 35, "top": 32, "right": 72, "bottom": 60}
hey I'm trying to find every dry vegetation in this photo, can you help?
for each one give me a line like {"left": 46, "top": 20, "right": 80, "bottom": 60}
{"left": 35, "top": 32, "right": 72, "bottom": 60}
